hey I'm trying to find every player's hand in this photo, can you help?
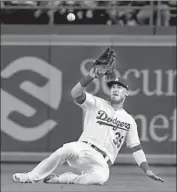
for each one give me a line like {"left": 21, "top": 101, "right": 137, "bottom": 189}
{"left": 89, "top": 67, "right": 105, "bottom": 79}
{"left": 146, "top": 170, "right": 164, "bottom": 183}
{"left": 91, "top": 47, "right": 116, "bottom": 79}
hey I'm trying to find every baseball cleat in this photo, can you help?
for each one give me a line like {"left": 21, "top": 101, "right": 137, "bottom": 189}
{"left": 13, "top": 173, "right": 34, "bottom": 183}
{"left": 43, "top": 173, "right": 60, "bottom": 184}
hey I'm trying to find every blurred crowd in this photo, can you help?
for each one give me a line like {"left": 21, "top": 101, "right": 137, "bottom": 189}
{"left": 0, "top": 1, "right": 176, "bottom": 26}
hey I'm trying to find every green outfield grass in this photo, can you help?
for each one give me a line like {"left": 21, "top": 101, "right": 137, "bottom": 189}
{"left": 1, "top": 163, "right": 176, "bottom": 192}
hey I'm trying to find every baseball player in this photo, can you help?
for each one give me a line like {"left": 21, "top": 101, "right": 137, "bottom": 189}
{"left": 13, "top": 48, "right": 164, "bottom": 185}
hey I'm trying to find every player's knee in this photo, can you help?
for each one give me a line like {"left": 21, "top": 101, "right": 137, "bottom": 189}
{"left": 55, "top": 142, "right": 79, "bottom": 159}
{"left": 85, "top": 176, "right": 107, "bottom": 185}
{"left": 85, "top": 171, "right": 109, "bottom": 185}
{"left": 94, "top": 168, "right": 109, "bottom": 185}
{"left": 96, "top": 174, "right": 109, "bottom": 185}
{"left": 63, "top": 142, "right": 78, "bottom": 153}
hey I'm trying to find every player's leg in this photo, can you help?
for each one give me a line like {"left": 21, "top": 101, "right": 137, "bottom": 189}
{"left": 47, "top": 142, "right": 110, "bottom": 185}
{"left": 13, "top": 142, "right": 79, "bottom": 183}
{"left": 44, "top": 167, "right": 109, "bottom": 185}
{"left": 44, "top": 150, "right": 110, "bottom": 186}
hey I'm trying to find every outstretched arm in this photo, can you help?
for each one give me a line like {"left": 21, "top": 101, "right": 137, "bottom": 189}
{"left": 126, "top": 120, "right": 164, "bottom": 183}
{"left": 70, "top": 68, "right": 96, "bottom": 104}
{"left": 71, "top": 46, "right": 115, "bottom": 104}
{"left": 131, "top": 144, "right": 164, "bottom": 183}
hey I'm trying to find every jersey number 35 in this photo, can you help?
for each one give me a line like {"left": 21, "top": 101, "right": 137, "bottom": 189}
{"left": 113, "top": 132, "right": 124, "bottom": 149}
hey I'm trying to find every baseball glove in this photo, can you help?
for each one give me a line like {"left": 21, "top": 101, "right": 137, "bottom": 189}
{"left": 93, "top": 47, "right": 116, "bottom": 78}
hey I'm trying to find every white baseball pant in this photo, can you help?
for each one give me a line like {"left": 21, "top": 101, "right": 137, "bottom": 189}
{"left": 27, "top": 141, "right": 109, "bottom": 185}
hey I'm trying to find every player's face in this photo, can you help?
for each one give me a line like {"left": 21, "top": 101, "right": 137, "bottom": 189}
{"left": 110, "top": 84, "right": 128, "bottom": 104}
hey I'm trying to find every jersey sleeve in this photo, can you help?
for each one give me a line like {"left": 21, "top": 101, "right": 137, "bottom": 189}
{"left": 75, "top": 92, "right": 96, "bottom": 110}
{"left": 126, "top": 118, "right": 141, "bottom": 148}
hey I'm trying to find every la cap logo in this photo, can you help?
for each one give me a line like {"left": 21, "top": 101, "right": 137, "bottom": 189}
{"left": 115, "top": 77, "right": 119, "bottom": 82}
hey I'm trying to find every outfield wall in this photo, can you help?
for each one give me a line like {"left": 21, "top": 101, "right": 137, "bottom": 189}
{"left": 1, "top": 34, "right": 176, "bottom": 164}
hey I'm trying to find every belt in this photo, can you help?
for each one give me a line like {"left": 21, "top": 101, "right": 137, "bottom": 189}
{"left": 82, "top": 141, "right": 109, "bottom": 162}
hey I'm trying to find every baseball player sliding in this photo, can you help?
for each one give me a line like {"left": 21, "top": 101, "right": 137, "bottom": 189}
{"left": 13, "top": 47, "right": 164, "bottom": 185}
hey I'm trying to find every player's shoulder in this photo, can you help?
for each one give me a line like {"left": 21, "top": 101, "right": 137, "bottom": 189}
{"left": 88, "top": 93, "right": 107, "bottom": 103}
{"left": 85, "top": 92, "right": 107, "bottom": 105}
{"left": 95, "top": 95, "right": 109, "bottom": 105}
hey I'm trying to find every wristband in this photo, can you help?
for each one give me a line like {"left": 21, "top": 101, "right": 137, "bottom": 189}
{"left": 133, "top": 149, "right": 147, "bottom": 166}
{"left": 80, "top": 75, "right": 94, "bottom": 87}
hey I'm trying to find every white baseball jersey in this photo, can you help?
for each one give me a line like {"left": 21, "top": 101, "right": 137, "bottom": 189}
{"left": 77, "top": 92, "right": 141, "bottom": 165}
